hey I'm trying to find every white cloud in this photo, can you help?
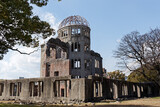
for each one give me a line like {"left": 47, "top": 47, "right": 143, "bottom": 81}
{"left": 116, "top": 39, "right": 121, "bottom": 43}
{"left": 41, "top": 12, "right": 60, "bottom": 31}
{"left": 0, "top": 47, "right": 40, "bottom": 79}
{"left": 0, "top": 11, "right": 60, "bottom": 79}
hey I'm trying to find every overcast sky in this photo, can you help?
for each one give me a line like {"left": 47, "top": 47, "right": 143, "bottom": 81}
{"left": 1, "top": 0, "right": 160, "bottom": 79}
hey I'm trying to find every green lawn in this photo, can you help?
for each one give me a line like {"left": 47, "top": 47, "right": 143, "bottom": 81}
{"left": 0, "top": 104, "right": 40, "bottom": 107}
{"left": 151, "top": 96, "right": 160, "bottom": 99}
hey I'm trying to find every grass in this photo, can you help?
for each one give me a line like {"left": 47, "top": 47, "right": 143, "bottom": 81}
{"left": 151, "top": 96, "right": 160, "bottom": 99}
{"left": 0, "top": 104, "right": 37, "bottom": 107}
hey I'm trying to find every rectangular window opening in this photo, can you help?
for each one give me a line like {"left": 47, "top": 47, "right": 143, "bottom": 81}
{"left": 61, "top": 88, "right": 64, "bottom": 97}
{"left": 72, "top": 28, "right": 81, "bottom": 35}
{"left": 54, "top": 71, "right": 59, "bottom": 76}
{"left": 72, "top": 59, "right": 81, "bottom": 69}
{"left": 0, "top": 83, "right": 4, "bottom": 96}
{"left": 29, "top": 81, "right": 43, "bottom": 97}
{"left": 85, "top": 60, "right": 90, "bottom": 69}
{"left": 33, "top": 82, "right": 38, "bottom": 96}
{"left": 78, "top": 43, "right": 80, "bottom": 52}
{"left": 72, "top": 28, "right": 75, "bottom": 35}
{"left": 71, "top": 43, "right": 74, "bottom": 52}
{"left": 46, "top": 63, "right": 50, "bottom": 77}
{"left": 95, "top": 59, "right": 100, "bottom": 68}
{"left": 64, "top": 30, "right": 68, "bottom": 36}
{"left": 74, "top": 42, "right": 78, "bottom": 52}
{"left": 78, "top": 29, "right": 81, "bottom": 35}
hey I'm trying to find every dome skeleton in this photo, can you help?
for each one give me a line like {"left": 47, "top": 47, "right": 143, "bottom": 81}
{"left": 58, "top": 15, "right": 90, "bottom": 29}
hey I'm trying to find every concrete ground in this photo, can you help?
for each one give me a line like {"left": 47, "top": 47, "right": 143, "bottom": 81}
{"left": 93, "top": 97, "right": 160, "bottom": 107}
{"left": 0, "top": 97, "right": 160, "bottom": 107}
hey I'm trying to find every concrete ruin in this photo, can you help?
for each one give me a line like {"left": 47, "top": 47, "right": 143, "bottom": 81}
{"left": 0, "top": 15, "right": 159, "bottom": 103}
{"left": 40, "top": 15, "right": 103, "bottom": 78}
{"left": 0, "top": 76, "right": 159, "bottom": 103}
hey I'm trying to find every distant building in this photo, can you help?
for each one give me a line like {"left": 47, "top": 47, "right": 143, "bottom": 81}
{"left": 19, "top": 77, "right": 24, "bottom": 79}
{"left": 102, "top": 68, "right": 107, "bottom": 77}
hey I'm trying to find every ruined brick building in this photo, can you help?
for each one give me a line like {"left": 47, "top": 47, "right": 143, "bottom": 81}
{"left": 0, "top": 16, "right": 159, "bottom": 103}
{"left": 40, "top": 15, "right": 103, "bottom": 78}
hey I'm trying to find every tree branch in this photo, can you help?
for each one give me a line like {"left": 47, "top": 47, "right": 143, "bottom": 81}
{"left": 9, "top": 47, "right": 39, "bottom": 55}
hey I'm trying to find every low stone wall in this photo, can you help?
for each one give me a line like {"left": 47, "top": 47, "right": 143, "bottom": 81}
{"left": 0, "top": 76, "right": 159, "bottom": 103}
{"left": 85, "top": 76, "right": 159, "bottom": 101}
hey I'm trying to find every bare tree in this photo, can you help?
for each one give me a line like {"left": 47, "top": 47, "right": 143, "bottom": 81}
{"left": 114, "top": 28, "right": 160, "bottom": 87}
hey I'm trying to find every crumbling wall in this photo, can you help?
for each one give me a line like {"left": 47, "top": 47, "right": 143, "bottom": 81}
{"left": 40, "top": 38, "right": 70, "bottom": 77}
{"left": 0, "top": 76, "right": 159, "bottom": 103}
{"left": 50, "top": 59, "right": 70, "bottom": 77}
{"left": 83, "top": 76, "right": 159, "bottom": 101}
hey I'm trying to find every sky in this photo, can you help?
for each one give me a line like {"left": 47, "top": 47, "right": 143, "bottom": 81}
{"left": 1, "top": 0, "right": 160, "bottom": 79}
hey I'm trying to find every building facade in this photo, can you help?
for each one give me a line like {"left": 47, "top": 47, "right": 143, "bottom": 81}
{"left": 40, "top": 15, "right": 103, "bottom": 78}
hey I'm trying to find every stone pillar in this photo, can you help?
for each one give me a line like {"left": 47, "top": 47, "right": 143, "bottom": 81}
{"left": 0, "top": 84, "right": 2, "bottom": 96}
{"left": 31, "top": 83, "right": 34, "bottom": 97}
{"left": 64, "top": 80, "right": 67, "bottom": 97}
{"left": 98, "top": 82, "right": 100, "bottom": 97}
{"left": 94, "top": 82, "right": 96, "bottom": 97}
{"left": 100, "top": 82, "right": 102, "bottom": 97}
{"left": 122, "top": 84, "right": 124, "bottom": 96}
{"left": 113, "top": 82, "right": 118, "bottom": 99}
{"left": 141, "top": 86, "right": 143, "bottom": 97}
{"left": 125, "top": 84, "right": 128, "bottom": 96}
{"left": 12, "top": 84, "right": 14, "bottom": 96}
{"left": 137, "top": 85, "right": 141, "bottom": 98}
{"left": 56, "top": 81, "right": 58, "bottom": 97}
{"left": 58, "top": 81, "right": 60, "bottom": 97}
{"left": 16, "top": 84, "right": 18, "bottom": 96}
{"left": 18, "top": 83, "right": 20, "bottom": 96}
{"left": 53, "top": 81, "right": 55, "bottom": 97}
{"left": 38, "top": 82, "right": 40, "bottom": 97}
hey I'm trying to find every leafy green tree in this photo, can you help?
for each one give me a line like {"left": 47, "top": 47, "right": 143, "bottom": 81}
{"left": 0, "top": 0, "right": 59, "bottom": 60}
{"left": 127, "top": 67, "right": 158, "bottom": 83}
{"left": 108, "top": 70, "right": 125, "bottom": 81}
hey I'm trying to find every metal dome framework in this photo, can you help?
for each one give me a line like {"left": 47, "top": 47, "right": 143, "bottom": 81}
{"left": 58, "top": 15, "right": 90, "bottom": 29}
